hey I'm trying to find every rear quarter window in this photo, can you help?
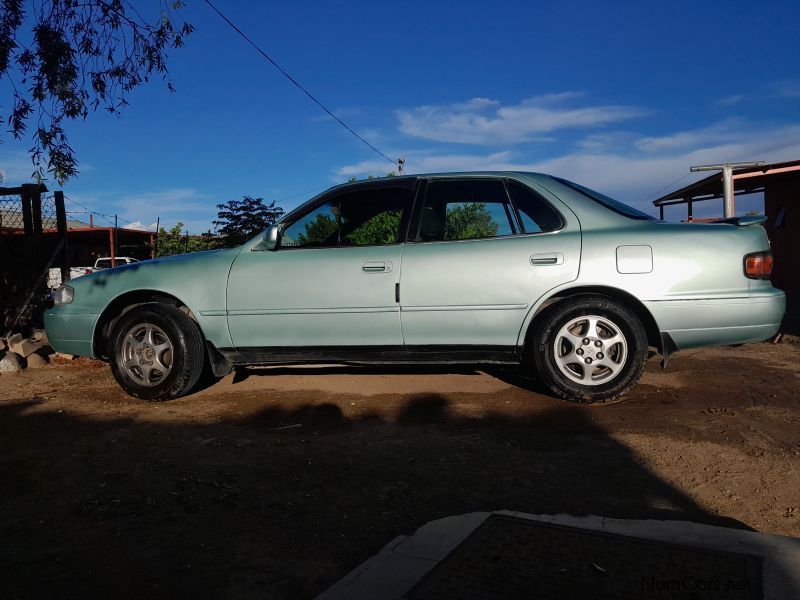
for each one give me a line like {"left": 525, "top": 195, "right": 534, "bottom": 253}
{"left": 506, "top": 180, "right": 564, "bottom": 233}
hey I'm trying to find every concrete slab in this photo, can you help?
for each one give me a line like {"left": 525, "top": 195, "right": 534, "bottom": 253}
{"left": 316, "top": 511, "right": 800, "bottom": 600}
{"left": 8, "top": 334, "right": 42, "bottom": 358}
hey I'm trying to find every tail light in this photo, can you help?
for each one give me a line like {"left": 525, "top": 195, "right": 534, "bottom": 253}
{"left": 744, "top": 251, "right": 773, "bottom": 280}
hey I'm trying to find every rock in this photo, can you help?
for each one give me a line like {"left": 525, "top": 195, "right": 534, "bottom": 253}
{"left": 0, "top": 352, "right": 24, "bottom": 373}
{"left": 26, "top": 353, "right": 49, "bottom": 369}
{"left": 52, "top": 352, "right": 77, "bottom": 361}
{"left": 8, "top": 335, "right": 42, "bottom": 358}
{"left": 0, "top": 339, "right": 5, "bottom": 352}
{"left": 30, "top": 329, "right": 49, "bottom": 344}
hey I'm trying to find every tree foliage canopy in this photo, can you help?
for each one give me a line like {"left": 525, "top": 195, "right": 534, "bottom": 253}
{"left": 346, "top": 209, "right": 401, "bottom": 246}
{"left": 444, "top": 203, "right": 498, "bottom": 240}
{"left": 1, "top": 0, "right": 192, "bottom": 183}
{"left": 213, "top": 196, "right": 285, "bottom": 248}
{"left": 155, "top": 222, "right": 215, "bottom": 257}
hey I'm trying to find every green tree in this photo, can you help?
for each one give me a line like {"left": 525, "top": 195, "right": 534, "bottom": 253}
{"left": 348, "top": 171, "right": 396, "bottom": 183}
{"left": 213, "top": 196, "right": 285, "bottom": 248}
{"left": 346, "top": 210, "right": 402, "bottom": 246}
{"left": 295, "top": 212, "right": 338, "bottom": 246}
{"left": 445, "top": 203, "right": 498, "bottom": 240}
{"left": 1, "top": 1, "right": 192, "bottom": 183}
{"left": 155, "top": 222, "right": 215, "bottom": 257}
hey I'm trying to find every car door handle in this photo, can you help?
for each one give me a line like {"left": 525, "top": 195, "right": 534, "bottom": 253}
{"left": 530, "top": 253, "right": 564, "bottom": 266}
{"left": 362, "top": 261, "right": 392, "bottom": 273}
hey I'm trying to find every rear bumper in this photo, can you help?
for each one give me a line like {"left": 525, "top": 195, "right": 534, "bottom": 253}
{"left": 43, "top": 310, "right": 99, "bottom": 357}
{"left": 645, "top": 292, "right": 786, "bottom": 350}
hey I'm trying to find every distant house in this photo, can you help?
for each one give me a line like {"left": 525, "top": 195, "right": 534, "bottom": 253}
{"left": 1, "top": 187, "right": 155, "bottom": 326}
{"left": 1, "top": 209, "right": 155, "bottom": 267}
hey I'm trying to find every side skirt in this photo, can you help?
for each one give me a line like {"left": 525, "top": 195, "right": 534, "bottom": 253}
{"left": 216, "top": 345, "right": 522, "bottom": 367}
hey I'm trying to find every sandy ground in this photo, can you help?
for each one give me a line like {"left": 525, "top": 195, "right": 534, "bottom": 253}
{"left": 1, "top": 342, "right": 799, "bottom": 599}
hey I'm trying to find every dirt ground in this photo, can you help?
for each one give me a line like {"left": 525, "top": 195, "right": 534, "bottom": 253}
{"left": 1, "top": 342, "right": 799, "bottom": 599}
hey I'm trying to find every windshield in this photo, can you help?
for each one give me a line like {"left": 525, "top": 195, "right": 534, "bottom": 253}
{"left": 552, "top": 176, "right": 656, "bottom": 221}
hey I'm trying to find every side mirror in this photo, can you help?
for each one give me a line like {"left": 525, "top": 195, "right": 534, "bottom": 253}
{"left": 258, "top": 224, "right": 282, "bottom": 251}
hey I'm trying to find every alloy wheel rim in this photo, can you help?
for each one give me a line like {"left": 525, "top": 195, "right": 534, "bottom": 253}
{"left": 553, "top": 315, "right": 628, "bottom": 386}
{"left": 120, "top": 323, "right": 174, "bottom": 387}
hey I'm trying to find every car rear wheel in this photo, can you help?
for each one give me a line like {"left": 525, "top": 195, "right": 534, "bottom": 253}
{"left": 529, "top": 295, "right": 648, "bottom": 403}
{"left": 110, "top": 304, "right": 205, "bottom": 401}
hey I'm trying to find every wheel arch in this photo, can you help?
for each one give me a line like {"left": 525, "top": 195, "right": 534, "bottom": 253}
{"left": 522, "top": 285, "right": 663, "bottom": 353}
{"left": 92, "top": 289, "right": 200, "bottom": 359}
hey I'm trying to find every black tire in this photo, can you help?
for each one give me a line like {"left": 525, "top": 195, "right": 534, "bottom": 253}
{"left": 528, "top": 294, "right": 648, "bottom": 403}
{"left": 109, "top": 304, "right": 206, "bottom": 401}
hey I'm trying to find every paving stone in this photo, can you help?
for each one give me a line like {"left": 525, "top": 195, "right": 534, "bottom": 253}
{"left": 9, "top": 337, "right": 41, "bottom": 358}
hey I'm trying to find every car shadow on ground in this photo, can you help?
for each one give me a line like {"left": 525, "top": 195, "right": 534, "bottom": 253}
{"left": 0, "top": 392, "right": 772, "bottom": 600}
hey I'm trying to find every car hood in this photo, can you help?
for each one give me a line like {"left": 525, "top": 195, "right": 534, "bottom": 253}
{"left": 63, "top": 247, "right": 241, "bottom": 313}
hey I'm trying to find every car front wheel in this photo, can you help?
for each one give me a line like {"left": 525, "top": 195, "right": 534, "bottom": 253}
{"left": 529, "top": 295, "right": 648, "bottom": 403}
{"left": 110, "top": 304, "right": 206, "bottom": 401}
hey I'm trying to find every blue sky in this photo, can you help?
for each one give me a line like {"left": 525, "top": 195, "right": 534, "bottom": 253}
{"left": 2, "top": 0, "right": 799, "bottom": 232}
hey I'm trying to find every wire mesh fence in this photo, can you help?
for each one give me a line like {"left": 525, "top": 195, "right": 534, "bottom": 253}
{"left": 0, "top": 192, "right": 25, "bottom": 230}
{"left": 0, "top": 185, "right": 68, "bottom": 331}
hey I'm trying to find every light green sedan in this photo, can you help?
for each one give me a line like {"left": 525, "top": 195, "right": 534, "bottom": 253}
{"left": 45, "top": 173, "right": 785, "bottom": 402}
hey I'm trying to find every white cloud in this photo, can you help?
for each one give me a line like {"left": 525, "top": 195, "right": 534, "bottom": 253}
{"left": 335, "top": 121, "right": 800, "bottom": 212}
{"left": 58, "top": 188, "right": 218, "bottom": 234}
{"left": 773, "top": 79, "right": 800, "bottom": 99}
{"left": 396, "top": 94, "right": 647, "bottom": 145}
{"left": 0, "top": 151, "right": 36, "bottom": 184}
{"left": 634, "top": 119, "right": 745, "bottom": 153}
{"left": 715, "top": 94, "right": 744, "bottom": 108}
{"left": 124, "top": 220, "right": 158, "bottom": 232}
{"left": 112, "top": 188, "right": 216, "bottom": 233}
{"left": 334, "top": 151, "right": 513, "bottom": 179}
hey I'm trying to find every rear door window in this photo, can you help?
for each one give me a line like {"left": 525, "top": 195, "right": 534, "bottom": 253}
{"left": 417, "top": 179, "right": 517, "bottom": 242}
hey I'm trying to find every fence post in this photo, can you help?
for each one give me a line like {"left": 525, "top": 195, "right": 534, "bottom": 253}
{"left": 20, "top": 185, "right": 34, "bottom": 235}
{"left": 20, "top": 184, "right": 36, "bottom": 294}
{"left": 31, "top": 189, "right": 42, "bottom": 235}
{"left": 54, "top": 191, "right": 70, "bottom": 283}
{"left": 109, "top": 228, "right": 115, "bottom": 267}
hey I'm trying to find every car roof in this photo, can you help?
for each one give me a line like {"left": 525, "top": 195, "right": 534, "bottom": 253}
{"left": 326, "top": 171, "right": 551, "bottom": 193}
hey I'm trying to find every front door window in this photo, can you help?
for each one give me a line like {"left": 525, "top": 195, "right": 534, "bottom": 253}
{"left": 280, "top": 187, "right": 408, "bottom": 248}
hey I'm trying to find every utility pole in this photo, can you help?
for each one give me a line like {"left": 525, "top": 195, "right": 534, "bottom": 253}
{"left": 689, "top": 161, "right": 764, "bottom": 218}
{"left": 397, "top": 157, "right": 405, "bottom": 175}
{"left": 154, "top": 216, "right": 160, "bottom": 258}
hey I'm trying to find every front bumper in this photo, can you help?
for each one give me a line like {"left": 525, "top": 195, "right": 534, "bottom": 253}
{"left": 43, "top": 309, "right": 99, "bottom": 357}
{"left": 645, "top": 291, "right": 786, "bottom": 350}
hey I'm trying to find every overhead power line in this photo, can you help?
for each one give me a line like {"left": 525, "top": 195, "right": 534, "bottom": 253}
{"left": 203, "top": 0, "right": 397, "bottom": 167}
{"left": 635, "top": 171, "right": 693, "bottom": 209}
{"left": 64, "top": 195, "right": 129, "bottom": 226}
